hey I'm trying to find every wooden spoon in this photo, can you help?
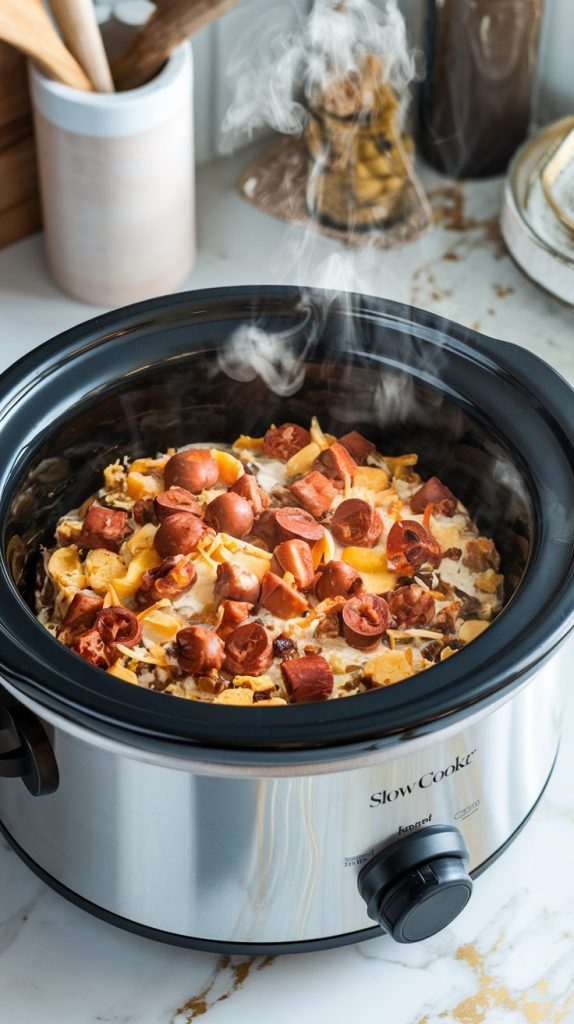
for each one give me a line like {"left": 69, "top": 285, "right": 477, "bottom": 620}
{"left": 48, "top": 0, "right": 115, "bottom": 93}
{"left": 112, "top": 0, "right": 237, "bottom": 92}
{"left": 0, "top": 0, "right": 93, "bottom": 90}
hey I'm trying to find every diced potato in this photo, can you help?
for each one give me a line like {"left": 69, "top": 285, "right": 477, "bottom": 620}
{"left": 383, "top": 454, "right": 418, "bottom": 471}
{"left": 55, "top": 519, "right": 83, "bottom": 544}
{"left": 432, "top": 524, "right": 461, "bottom": 551}
{"left": 128, "top": 456, "right": 169, "bottom": 475}
{"left": 103, "top": 583, "right": 123, "bottom": 608}
{"left": 233, "top": 674, "right": 275, "bottom": 693}
{"left": 112, "top": 549, "right": 161, "bottom": 598}
{"left": 126, "top": 471, "right": 164, "bottom": 501}
{"left": 255, "top": 697, "right": 288, "bottom": 706}
{"left": 458, "top": 619, "right": 489, "bottom": 643}
{"left": 361, "top": 570, "right": 398, "bottom": 595}
{"left": 126, "top": 523, "right": 158, "bottom": 556}
{"left": 48, "top": 546, "right": 87, "bottom": 590}
{"left": 352, "top": 467, "right": 389, "bottom": 491}
{"left": 214, "top": 687, "right": 254, "bottom": 705}
{"left": 103, "top": 461, "right": 126, "bottom": 491}
{"left": 107, "top": 663, "right": 138, "bottom": 685}
{"left": 85, "top": 549, "right": 127, "bottom": 594}
{"left": 233, "top": 551, "right": 273, "bottom": 581}
{"left": 363, "top": 650, "right": 419, "bottom": 687}
{"left": 232, "top": 434, "right": 265, "bottom": 451}
{"left": 341, "top": 548, "right": 385, "bottom": 572}
{"left": 475, "top": 570, "right": 503, "bottom": 594}
{"left": 311, "top": 530, "right": 336, "bottom": 569}
{"left": 285, "top": 442, "right": 321, "bottom": 478}
{"left": 140, "top": 608, "right": 182, "bottom": 645}
{"left": 211, "top": 449, "right": 244, "bottom": 485}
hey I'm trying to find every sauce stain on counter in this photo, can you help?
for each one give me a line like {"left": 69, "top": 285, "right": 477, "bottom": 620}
{"left": 172, "top": 956, "right": 275, "bottom": 1022}
{"left": 416, "top": 939, "right": 574, "bottom": 1024}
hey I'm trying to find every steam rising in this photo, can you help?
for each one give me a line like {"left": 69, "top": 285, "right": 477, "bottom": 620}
{"left": 222, "top": 0, "right": 418, "bottom": 145}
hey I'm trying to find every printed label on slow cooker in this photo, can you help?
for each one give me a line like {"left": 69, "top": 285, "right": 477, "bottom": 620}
{"left": 398, "top": 814, "right": 433, "bottom": 835}
{"left": 344, "top": 850, "right": 375, "bottom": 869}
{"left": 454, "top": 799, "right": 480, "bottom": 821}
{"left": 369, "top": 749, "right": 477, "bottom": 807}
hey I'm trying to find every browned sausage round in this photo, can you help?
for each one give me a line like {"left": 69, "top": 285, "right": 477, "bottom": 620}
{"left": 63, "top": 592, "right": 104, "bottom": 630}
{"left": 271, "top": 539, "right": 315, "bottom": 590}
{"left": 281, "top": 655, "right": 333, "bottom": 702}
{"left": 155, "top": 486, "right": 201, "bottom": 522}
{"left": 176, "top": 625, "right": 226, "bottom": 674}
{"left": 385, "top": 584, "right": 436, "bottom": 628}
{"left": 215, "top": 562, "right": 261, "bottom": 604}
{"left": 217, "top": 599, "right": 252, "bottom": 638}
{"left": 96, "top": 607, "right": 142, "bottom": 648}
{"left": 315, "top": 442, "right": 357, "bottom": 485}
{"left": 133, "top": 498, "right": 157, "bottom": 525}
{"left": 338, "top": 430, "right": 376, "bottom": 464}
{"left": 154, "top": 511, "right": 206, "bottom": 558}
{"left": 330, "top": 499, "right": 383, "bottom": 548}
{"left": 72, "top": 628, "right": 114, "bottom": 668}
{"left": 77, "top": 504, "right": 130, "bottom": 552}
{"left": 410, "top": 476, "right": 457, "bottom": 516}
{"left": 314, "top": 560, "right": 362, "bottom": 601}
{"left": 263, "top": 423, "right": 311, "bottom": 461}
{"left": 260, "top": 572, "right": 309, "bottom": 618}
{"left": 164, "top": 450, "right": 219, "bottom": 493}
{"left": 230, "top": 474, "right": 270, "bottom": 516}
{"left": 204, "top": 492, "right": 254, "bottom": 538}
{"left": 225, "top": 621, "right": 273, "bottom": 676}
{"left": 341, "top": 594, "right": 390, "bottom": 649}
{"left": 275, "top": 506, "right": 324, "bottom": 544}
{"left": 136, "top": 556, "right": 197, "bottom": 606}
{"left": 386, "top": 520, "right": 441, "bottom": 573}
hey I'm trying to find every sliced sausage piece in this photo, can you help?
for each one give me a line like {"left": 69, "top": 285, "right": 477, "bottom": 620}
{"left": 315, "top": 442, "right": 357, "bottom": 486}
{"left": 77, "top": 504, "right": 130, "bottom": 552}
{"left": 230, "top": 473, "right": 270, "bottom": 516}
{"left": 281, "top": 655, "right": 333, "bottom": 703}
{"left": 133, "top": 497, "right": 157, "bottom": 525}
{"left": 204, "top": 492, "right": 254, "bottom": 538}
{"left": 136, "top": 556, "right": 197, "bottom": 606}
{"left": 215, "top": 562, "right": 261, "bottom": 604}
{"left": 410, "top": 476, "right": 458, "bottom": 516}
{"left": 225, "top": 621, "right": 273, "bottom": 676}
{"left": 386, "top": 520, "right": 441, "bottom": 574}
{"left": 96, "top": 607, "right": 142, "bottom": 648}
{"left": 338, "top": 430, "right": 376, "bottom": 464}
{"left": 271, "top": 539, "right": 315, "bottom": 590}
{"left": 72, "top": 628, "right": 114, "bottom": 668}
{"left": 155, "top": 486, "right": 201, "bottom": 522}
{"left": 164, "top": 450, "right": 219, "bottom": 493}
{"left": 289, "top": 471, "right": 338, "bottom": 517}
{"left": 275, "top": 506, "right": 324, "bottom": 544}
{"left": 385, "top": 584, "right": 436, "bottom": 628}
{"left": 260, "top": 572, "right": 309, "bottom": 618}
{"left": 342, "top": 594, "right": 390, "bottom": 649}
{"left": 176, "top": 625, "right": 226, "bottom": 674}
{"left": 154, "top": 511, "right": 207, "bottom": 558}
{"left": 248, "top": 509, "right": 280, "bottom": 550}
{"left": 330, "top": 499, "right": 383, "bottom": 548}
{"left": 263, "top": 423, "right": 311, "bottom": 461}
{"left": 217, "top": 600, "right": 253, "bottom": 638}
{"left": 63, "top": 592, "right": 104, "bottom": 630}
{"left": 314, "top": 560, "right": 362, "bottom": 601}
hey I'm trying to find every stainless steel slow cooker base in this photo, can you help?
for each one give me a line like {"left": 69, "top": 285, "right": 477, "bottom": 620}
{"left": 0, "top": 657, "right": 562, "bottom": 950}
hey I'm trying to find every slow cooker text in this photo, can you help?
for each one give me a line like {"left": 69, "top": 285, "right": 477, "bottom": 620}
{"left": 370, "top": 750, "right": 476, "bottom": 807}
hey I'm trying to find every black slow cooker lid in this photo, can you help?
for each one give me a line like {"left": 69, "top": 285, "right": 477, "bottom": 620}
{"left": 0, "top": 286, "right": 573, "bottom": 757}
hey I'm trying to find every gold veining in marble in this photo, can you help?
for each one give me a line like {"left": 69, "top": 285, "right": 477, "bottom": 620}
{"left": 173, "top": 955, "right": 274, "bottom": 1022}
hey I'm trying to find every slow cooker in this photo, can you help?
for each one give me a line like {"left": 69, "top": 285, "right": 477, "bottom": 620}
{"left": 0, "top": 286, "right": 573, "bottom": 952}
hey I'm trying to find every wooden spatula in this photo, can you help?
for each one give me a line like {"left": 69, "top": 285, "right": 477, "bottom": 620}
{"left": 112, "top": 0, "right": 237, "bottom": 91}
{"left": 48, "top": 0, "right": 115, "bottom": 93}
{"left": 0, "top": 0, "right": 93, "bottom": 90}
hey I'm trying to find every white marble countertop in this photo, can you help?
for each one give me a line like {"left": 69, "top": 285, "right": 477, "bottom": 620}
{"left": 0, "top": 149, "right": 573, "bottom": 1023}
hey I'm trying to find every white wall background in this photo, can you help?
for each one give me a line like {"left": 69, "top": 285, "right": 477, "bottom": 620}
{"left": 98, "top": 0, "right": 573, "bottom": 166}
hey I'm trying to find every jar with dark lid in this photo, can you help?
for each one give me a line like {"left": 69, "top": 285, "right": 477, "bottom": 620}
{"left": 419, "top": 0, "right": 544, "bottom": 178}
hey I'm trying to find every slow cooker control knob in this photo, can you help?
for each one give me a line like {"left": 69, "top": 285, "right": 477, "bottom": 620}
{"left": 358, "top": 825, "right": 472, "bottom": 943}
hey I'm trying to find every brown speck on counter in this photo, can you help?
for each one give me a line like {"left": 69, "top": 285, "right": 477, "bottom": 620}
{"left": 173, "top": 955, "right": 275, "bottom": 1022}
{"left": 493, "top": 283, "right": 515, "bottom": 298}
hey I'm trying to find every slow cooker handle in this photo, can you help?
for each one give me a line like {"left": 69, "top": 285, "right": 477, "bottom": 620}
{"left": 0, "top": 703, "right": 59, "bottom": 797}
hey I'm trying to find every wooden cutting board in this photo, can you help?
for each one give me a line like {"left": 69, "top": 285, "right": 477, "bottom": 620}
{"left": 0, "top": 41, "right": 42, "bottom": 249}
